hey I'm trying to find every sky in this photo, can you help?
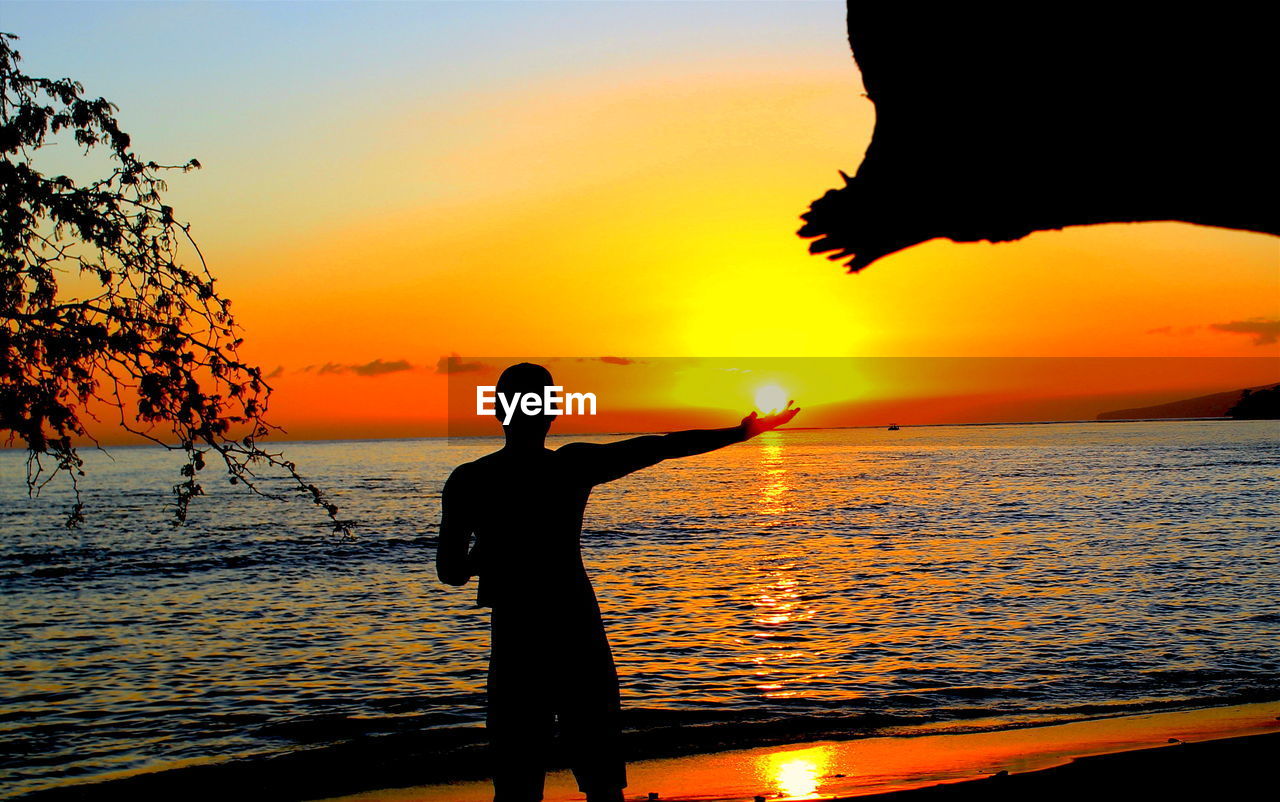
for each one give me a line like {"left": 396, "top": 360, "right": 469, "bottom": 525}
{"left": 4, "top": 1, "right": 1277, "bottom": 440}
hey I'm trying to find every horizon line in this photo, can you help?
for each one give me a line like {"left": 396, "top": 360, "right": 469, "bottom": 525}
{"left": 3, "top": 416, "right": 1246, "bottom": 452}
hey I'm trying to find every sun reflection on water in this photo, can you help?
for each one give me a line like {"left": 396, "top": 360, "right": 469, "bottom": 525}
{"left": 758, "top": 746, "right": 833, "bottom": 799}
{"left": 757, "top": 434, "right": 790, "bottom": 514}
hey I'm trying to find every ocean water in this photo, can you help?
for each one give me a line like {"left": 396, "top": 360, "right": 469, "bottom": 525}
{"left": 1, "top": 421, "right": 1278, "bottom": 797}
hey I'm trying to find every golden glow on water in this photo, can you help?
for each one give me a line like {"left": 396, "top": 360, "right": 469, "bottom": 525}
{"left": 759, "top": 746, "right": 833, "bottom": 799}
{"left": 8, "top": 427, "right": 1279, "bottom": 798}
{"left": 754, "top": 576, "right": 798, "bottom": 627}
{"left": 756, "top": 435, "right": 790, "bottom": 515}
{"left": 775, "top": 758, "right": 819, "bottom": 797}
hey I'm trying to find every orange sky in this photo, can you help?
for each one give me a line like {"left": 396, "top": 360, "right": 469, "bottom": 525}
{"left": 13, "top": 5, "right": 1275, "bottom": 443}
{"left": 432, "top": 357, "right": 1276, "bottom": 438}
{"left": 199, "top": 61, "right": 1275, "bottom": 440}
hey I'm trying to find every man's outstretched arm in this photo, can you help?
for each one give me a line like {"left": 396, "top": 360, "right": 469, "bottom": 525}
{"left": 565, "top": 402, "right": 800, "bottom": 484}
{"left": 436, "top": 467, "right": 474, "bottom": 586}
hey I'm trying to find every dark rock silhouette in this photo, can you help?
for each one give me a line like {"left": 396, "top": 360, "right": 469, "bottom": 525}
{"left": 800, "top": 6, "right": 1278, "bottom": 271}
{"left": 1096, "top": 383, "right": 1280, "bottom": 420}
{"left": 1227, "top": 386, "right": 1280, "bottom": 420}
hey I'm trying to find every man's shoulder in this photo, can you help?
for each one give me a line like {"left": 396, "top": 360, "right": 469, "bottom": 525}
{"left": 554, "top": 441, "right": 611, "bottom": 463}
{"left": 554, "top": 441, "right": 599, "bottom": 454}
{"left": 445, "top": 455, "right": 491, "bottom": 484}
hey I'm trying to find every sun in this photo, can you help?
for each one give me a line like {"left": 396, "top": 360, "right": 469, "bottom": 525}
{"left": 754, "top": 383, "right": 788, "bottom": 414}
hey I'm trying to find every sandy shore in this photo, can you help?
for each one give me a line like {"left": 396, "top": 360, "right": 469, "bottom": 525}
{"left": 840, "top": 730, "right": 1279, "bottom": 800}
{"left": 319, "top": 701, "right": 1279, "bottom": 802}
{"left": 22, "top": 701, "right": 1278, "bottom": 801}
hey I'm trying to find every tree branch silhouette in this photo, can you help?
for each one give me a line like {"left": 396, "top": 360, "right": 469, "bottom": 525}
{"left": 1, "top": 33, "right": 350, "bottom": 533}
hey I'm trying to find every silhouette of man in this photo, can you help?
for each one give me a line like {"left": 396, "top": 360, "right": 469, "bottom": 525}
{"left": 437, "top": 362, "right": 799, "bottom": 802}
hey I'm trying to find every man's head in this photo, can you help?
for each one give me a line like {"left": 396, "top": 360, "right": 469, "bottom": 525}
{"left": 496, "top": 362, "right": 556, "bottom": 439}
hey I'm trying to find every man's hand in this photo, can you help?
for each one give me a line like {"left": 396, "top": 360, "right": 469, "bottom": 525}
{"left": 740, "top": 400, "right": 800, "bottom": 440}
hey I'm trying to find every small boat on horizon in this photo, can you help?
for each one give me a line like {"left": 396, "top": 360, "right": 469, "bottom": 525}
{"left": 888, "top": 423, "right": 900, "bottom": 431}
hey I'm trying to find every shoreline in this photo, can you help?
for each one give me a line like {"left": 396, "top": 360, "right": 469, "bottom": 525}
{"left": 16, "top": 701, "right": 1279, "bottom": 801}
{"left": 311, "top": 701, "right": 1280, "bottom": 802}
{"left": 14, "top": 700, "right": 1279, "bottom": 802}
{"left": 840, "top": 730, "right": 1280, "bottom": 801}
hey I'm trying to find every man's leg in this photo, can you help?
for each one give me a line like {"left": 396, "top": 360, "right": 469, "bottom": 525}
{"left": 558, "top": 627, "right": 627, "bottom": 799}
{"left": 488, "top": 708, "right": 552, "bottom": 802}
{"left": 489, "top": 608, "right": 555, "bottom": 802}
{"left": 560, "top": 701, "right": 626, "bottom": 798}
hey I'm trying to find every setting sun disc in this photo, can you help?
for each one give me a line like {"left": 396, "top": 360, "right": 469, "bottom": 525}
{"left": 754, "top": 384, "right": 788, "bottom": 414}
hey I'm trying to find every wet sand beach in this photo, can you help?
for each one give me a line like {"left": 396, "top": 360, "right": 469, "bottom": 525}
{"left": 842, "top": 731, "right": 1279, "bottom": 800}
{"left": 17, "top": 702, "right": 1277, "bottom": 801}
{"left": 320, "top": 701, "right": 1280, "bottom": 801}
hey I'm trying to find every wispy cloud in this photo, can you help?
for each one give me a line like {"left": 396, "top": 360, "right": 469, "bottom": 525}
{"left": 1209, "top": 318, "right": 1280, "bottom": 346}
{"left": 574, "top": 356, "right": 641, "bottom": 365}
{"left": 351, "top": 359, "right": 412, "bottom": 377}
{"left": 435, "top": 354, "right": 488, "bottom": 374}
{"left": 298, "top": 359, "right": 414, "bottom": 377}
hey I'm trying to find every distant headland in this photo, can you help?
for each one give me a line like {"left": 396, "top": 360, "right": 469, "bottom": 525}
{"left": 1098, "top": 384, "right": 1280, "bottom": 421}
